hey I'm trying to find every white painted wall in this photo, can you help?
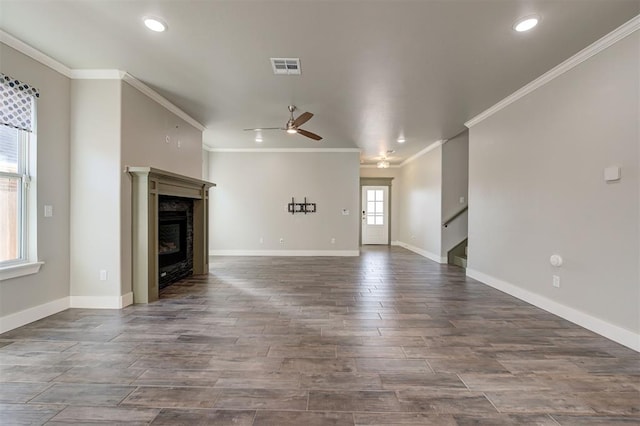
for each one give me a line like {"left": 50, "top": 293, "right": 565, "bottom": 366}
{"left": 441, "top": 131, "right": 469, "bottom": 257}
{"left": 70, "top": 79, "right": 121, "bottom": 299}
{"left": 209, "top": 151, "right": 360, "bottom": 254}
{"left": 396, "top": 145, "right": 443, "bottom": 262}
{"left": 120, "top": 81, "right": 203, "bottom": 296}
{"left": 0, "top": 43, "right": 71, "bottom": 317}
{"left": 467, "top": 33, "right": 639, "bottom": 342}
{"left": 359, "top": 167, "right": 402, "bottom": 243}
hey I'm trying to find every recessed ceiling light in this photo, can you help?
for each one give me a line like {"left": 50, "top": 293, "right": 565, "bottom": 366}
{"left": 143, "top": 16, "right": 167, "bottom": 32}
{"left": 397, "top": 137, "right": 406, "bottom": 143}
{"left": 513, "top": 15, "right": 540, "bottom": 32}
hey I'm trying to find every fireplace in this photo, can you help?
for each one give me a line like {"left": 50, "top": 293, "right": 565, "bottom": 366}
{"left": 127, "top": 166, "right": 215, "bottom": 304}
{"left": 158, "top": 196, "right": 193, "bottom": 289}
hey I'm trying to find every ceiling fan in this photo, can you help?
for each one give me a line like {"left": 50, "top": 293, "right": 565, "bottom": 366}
{"left": 244, "top": 105, "right": 322, "bottom": 141}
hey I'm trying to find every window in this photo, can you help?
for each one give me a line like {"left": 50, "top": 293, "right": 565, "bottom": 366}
{"left": 0, "top": 73, "right": 39, "bottom": 276}
{"left": 0, "top": 126, "right": 29, "bottom": 263}
{"left": 366, "top": 189, "right": 384, "bottom": 225}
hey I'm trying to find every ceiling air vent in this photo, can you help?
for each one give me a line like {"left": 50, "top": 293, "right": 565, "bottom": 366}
{"left": 270, "top": 58, "right": 301, "bottom": 75}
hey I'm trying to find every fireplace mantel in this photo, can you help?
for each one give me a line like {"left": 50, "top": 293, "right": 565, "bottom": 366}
{"left": 127, "top": 166, "right": 215, "bottom": 303}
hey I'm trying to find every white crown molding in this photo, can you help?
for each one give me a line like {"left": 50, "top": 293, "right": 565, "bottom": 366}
{"left": 70, "top": 69, "right": 126, "bottom": 79}
{"left": 206, "top": 147, "right": 361, "bottom": 153}
{"left": 0, "top": 30, "right": 72, "bottom": 77}
{"left": 399, "top": 140, "right": 445, "bottom": 167}
{"left": 210, "top": 249, "right": 360, "bottom": 257}
{"left": 465, "top": 14, "right": 640, "bottom": 128}
{"left": 0, "top": 297, "right": 69, "bottom": 334}
{"left": 122, "top": 73, "right": 206, "bottom": 132}
{"left": 359, "top": 164, "right": 402, "bottom": 169}
{"left": 466, "top": 268, "right": 640, "bottom": 352}
{"left": 1, "top": 30, "right": 206, "bottom": 133}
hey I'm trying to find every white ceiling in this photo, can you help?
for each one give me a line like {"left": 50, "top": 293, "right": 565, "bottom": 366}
{"left": 1, "top": 1, "right": 638, "bottom": 165}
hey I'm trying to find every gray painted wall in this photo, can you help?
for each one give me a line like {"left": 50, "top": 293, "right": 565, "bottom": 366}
{"left": 0, "top": 43, "right": 71, "bottom": 316}
{"left": 468, "top": 33, "right": 639, "bottom": 334}
{"left": 397, "top": 146, "right": 443, "bottom": 259}
{"left": 209, "top": 151, "right": 360, "bottom": 253}
{"left": 441, "top": 131, "right": 469, "bottom": 256}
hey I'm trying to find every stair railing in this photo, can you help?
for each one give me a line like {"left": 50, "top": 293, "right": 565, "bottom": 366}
{"left": 442, "top": 205, "right": 468, "bottom": 228}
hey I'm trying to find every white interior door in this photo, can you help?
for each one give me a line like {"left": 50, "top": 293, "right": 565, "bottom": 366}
{"left": 361, "top": 186, "right": 389, "bottom": 245}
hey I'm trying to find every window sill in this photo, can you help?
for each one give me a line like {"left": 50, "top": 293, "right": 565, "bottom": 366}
{"left": 0, "top": 261, "right": 44, "bottom": 281}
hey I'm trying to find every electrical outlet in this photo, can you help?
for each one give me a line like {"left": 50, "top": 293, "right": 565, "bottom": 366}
{"left": 44, "top": 205, "right": 53, "bottom": 217}
{"left": 259, "top": 237, "right": 264, "bottom": 244}
{"left": 331, "top": 237, "right": 336, "bottom": 244}
{"left": 99, "top": 270, "right": 108, "bottom": 281}
{"left": 459, "top": 196, "right": 465, "bottom": 204}
{"left": 279, "top": 237, "right": 284, "bottom": 244}
{"left": 552, "top": 275, "right": 560, "bottom": 288}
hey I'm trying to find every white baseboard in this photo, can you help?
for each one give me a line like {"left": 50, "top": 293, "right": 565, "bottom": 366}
{"left": 210, "top": 250, "right": 360, "bottom": 257}
{"left": 393, "top": 241, "right": 446, "bottom": 264}
{"left": 0, "top": 297, "right": 70, "bottom": 334}
{"left": 70, "top": 293, "right": 133, "bottom": 309}
{"left": 0, "top": 292, "right": 134, "bottom": 334}
{"left": 120, "top": 292, "right": 134, "bottom": 308}
{"left": 466, "top": 268, "right": 640, "bottom": 352}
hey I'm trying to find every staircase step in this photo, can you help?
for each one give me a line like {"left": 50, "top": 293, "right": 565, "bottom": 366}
{"left": 453, "top": 255, "right": 467, "bottom": 269}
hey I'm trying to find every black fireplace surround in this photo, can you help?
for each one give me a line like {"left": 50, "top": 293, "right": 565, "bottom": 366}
{"left": 158, "top": 196, "right": 194, "bottom": 289}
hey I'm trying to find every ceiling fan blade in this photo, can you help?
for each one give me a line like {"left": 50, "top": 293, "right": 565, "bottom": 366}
{"left": 292, "top": 112, "right": 313, "bottom": 128}
{"left": 243, "top": 127, "right": 283, "bottom": 131}
{"left": 297, "top": 128, "right": 322, "bottom": 141}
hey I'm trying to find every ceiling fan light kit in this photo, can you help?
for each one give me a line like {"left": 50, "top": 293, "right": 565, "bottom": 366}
{"left": 244, "top": 105, "right": 322, "bottom": 141}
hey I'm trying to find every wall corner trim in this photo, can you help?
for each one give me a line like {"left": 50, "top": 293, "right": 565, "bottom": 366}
{"left": 0, "top": 297, "right": 70, "bottom": 334}
{"left": 466, "top": 268, "right": 640, "bottom": 352}
{"left": 393, "top": 241, "right": 447, "bottom": 264}
{"left": 465, "top": 15, "right": 640, "bottom": 128}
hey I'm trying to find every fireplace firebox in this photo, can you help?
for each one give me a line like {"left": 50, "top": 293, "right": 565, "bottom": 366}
{"left": 158, "top": 213, "right": 187, "bottom": 267}
{"left": 158, "top": 196, "right": 194, "bottom": 289}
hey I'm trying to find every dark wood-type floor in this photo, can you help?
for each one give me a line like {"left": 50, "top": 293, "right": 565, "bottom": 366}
{"left": 1, "top": 246, "right": 638, "bottom": 425}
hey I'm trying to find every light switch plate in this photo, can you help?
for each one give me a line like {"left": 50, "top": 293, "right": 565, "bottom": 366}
{"left": 44, "top": 205, "right": 53, "bottom": 217}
